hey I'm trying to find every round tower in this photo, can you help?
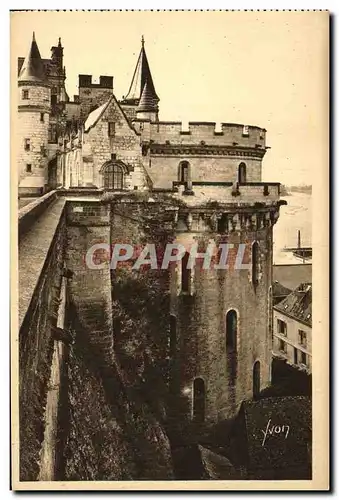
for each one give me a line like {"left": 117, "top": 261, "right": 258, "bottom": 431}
{"left": 168, "top": 171, "right": 284, "bottom": 426}
{"left": 18, "top": 32, "right": 51, "bottom": 196}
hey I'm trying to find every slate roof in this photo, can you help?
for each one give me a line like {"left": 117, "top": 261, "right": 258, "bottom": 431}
{"left": 273, "top": 263, "right": 312, "bottom": 291}
{"left": 124, "top": 37, "right": 159, "bottom": 104}
{"left": 272, "top": 281, "right": 292, "bottom": 302}
{"left": 18, "top": 32, "right": 47, "bottom": 83}
{"left": 84, "top": 97, "right": 113, "bottom": 132}
{"left": 274, "top": 282, "right": 312, "bottom": 326}
{"left": 137, "top": 79, "right": 159, "bottom": 112}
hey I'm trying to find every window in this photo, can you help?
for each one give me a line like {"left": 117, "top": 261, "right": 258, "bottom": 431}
{"left": 238, "top": 162, "right": 247, "bottom": 183}
{"left": 108, "top": 122, "right": 116, "bottom": 137}
{"left": 298, "top": 329, "right": 307, "bottom": 347}
{"left": 51, "top": 95, "right": 57, "bottom": 106}
{"left": 48, "top": 124, "right": 57, "bottom": 143}
{"left": 181, "top": 252, "right": 190, "bottom": 293}
{"left": 193, "top": 377, "right": 205, "bottom": 423}
{"left": 242, "top": 125, "right": 249, "bottom": 136}
{"left": 178, "top": 161, "right": 191, "bottom": 184}
{"left": 294, "top": 347, "right": 298, "bottom": 364}
{"left": 22, "top": 90, "right": 29, "bottom": 100}
{"left": 25, "top": 164, "right": 32, "bottom": 173}
{"left": 24, "top": 138, "right": 30, "bottom": 151}
{"left": 252, "top": 241, "right": 259, "bottom": 286}
{"left": 226, "top": 310, "right": 237, "bottom": 353}
{"left": 279, "top": 339, "right": 287, "bottom": 353}
{"left": 277, "top": 319, "right": 287, "bottom": 336}
{"left": 40, "top": 113, "right": 44, "bottom": 122}
{"left": 103, "top": 163, "right": 124, "bottom": 190}
{"left": 253, "top": 361, "right": 260, "bottom": 399}
{"left": 300, "top": 351, "right": 307, "bottom": 366}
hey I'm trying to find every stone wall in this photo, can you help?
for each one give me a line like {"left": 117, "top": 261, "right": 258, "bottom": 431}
{"left": 171, "top": 225, "right": 274, "bottom": 423}
{"left": 19, "top": 209, "right": 66, "bottom": 480}
{"left": 18, "top": 84, "right": 50, "bottom": 193}
{"left": 81, "top": 97, "right": 147, "bottom": 189}
{"left": 148, "top": 155, "right": 263, "bottom": 188}
{"left": 145, "top": 122, "right": 266, "bottom": 147}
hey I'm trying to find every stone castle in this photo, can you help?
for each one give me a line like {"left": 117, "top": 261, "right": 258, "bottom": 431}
{"left": 17, "top": 33, "right": 286, "bottom": 480}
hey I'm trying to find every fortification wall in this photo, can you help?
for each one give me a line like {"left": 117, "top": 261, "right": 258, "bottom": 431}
{"left": 171, "top": 225, "right": 273, "bottom": 423}
{"left": 147, "top": 155, "right": 263, "bottom": 188}
{"left": 146, "top": 122, "right": 266, "bottom": 147}
{"left": 78, "top": 74, "right": 114, "bottom": 119}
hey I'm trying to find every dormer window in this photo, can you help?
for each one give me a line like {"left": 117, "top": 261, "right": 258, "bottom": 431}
{"left": 22, "top": 90, "right": 29, "bottom": 100}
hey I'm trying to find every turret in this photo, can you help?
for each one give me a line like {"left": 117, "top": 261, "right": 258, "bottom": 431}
{"left": 122, "top": 36, "right": 159, "bottom": 113}
{"left": 136, "top": 79, "right": 159, "bottom": 121}
{"left": 18, "top": 32, "right": 51, "bottom": 196}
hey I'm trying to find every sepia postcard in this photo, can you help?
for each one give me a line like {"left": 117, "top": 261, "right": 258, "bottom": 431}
{"left": 10, "top": 10, "right": 330, "bottom": 491}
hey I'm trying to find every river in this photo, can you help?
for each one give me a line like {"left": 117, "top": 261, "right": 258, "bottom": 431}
{"left": 273, "top": 191, "right": 312, "bottom": 265}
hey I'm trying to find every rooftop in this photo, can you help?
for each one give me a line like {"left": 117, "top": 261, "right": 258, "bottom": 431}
{"left": 274, "top": 282, "right": 312, "bottom": 326}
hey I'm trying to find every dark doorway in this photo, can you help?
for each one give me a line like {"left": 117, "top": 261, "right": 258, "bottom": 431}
{"left": 253, "top": 360, "right": 261, "bottom": 399}
{"left": 193, "top": 377, "right": 205, "bottom": 423}
{"left": 238, "top": 162, "right": 247, "bottom": 183}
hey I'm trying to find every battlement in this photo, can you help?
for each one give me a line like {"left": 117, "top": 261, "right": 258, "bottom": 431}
{"left": 78, "top": 74, "right": 114, "bottom": 89}
{"left": 147, "top": 121, "right": 266, "bottom": 148}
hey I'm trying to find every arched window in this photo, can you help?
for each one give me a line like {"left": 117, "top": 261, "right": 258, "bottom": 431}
{"left": 103, "top": 163, "right": 124, "bottom": 190}
{"left": 169, "top": 314, "right": 176, "bottom": 359}
{"left": 238, "top": 162, "right": 247, "bottom": 183}
{"left": 193, "top": 377, "right": 205, "bottom": 422}
{"left": 253, "top": 360, "right": 261, "bottom": 399}
{"left": 179, "top": 161, "right": 191, "bottom": 184}
{"left": 181, "top": 252, "right": 190, "bottom": 293}
{"left": 252, "top": 241, "right": 260, "bottom": 286}
{"left": 226, "top": 309, "right": 237, "bottom": 352}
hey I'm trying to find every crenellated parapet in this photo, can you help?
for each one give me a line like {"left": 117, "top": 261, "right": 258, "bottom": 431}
{"left": 142, "top": 121, "right": 266, "bottom": 150}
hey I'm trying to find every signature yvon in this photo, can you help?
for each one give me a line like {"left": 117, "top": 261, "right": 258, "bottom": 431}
{"left": 261, "top": 419, "right": 290, "bottom": 447}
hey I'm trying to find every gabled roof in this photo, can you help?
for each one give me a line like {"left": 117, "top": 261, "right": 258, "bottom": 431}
{"left": 84, "top": 97, "right": 113, "bottom": 132}
{"left": 83, "top": 94, "right": 140, "bottom": 136}
{"left": 124, "top": 36, "right": 159, "bottom": 105}
{"left": 274, "top": 282, "right": 312, "bottom": 326}
{"left": 18, "top": 32, "right": 46, "bottom": 83}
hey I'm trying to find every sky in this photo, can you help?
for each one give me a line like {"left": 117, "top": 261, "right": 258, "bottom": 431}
{"left": 11, "top": 11, "right": 329, "bottom": 185}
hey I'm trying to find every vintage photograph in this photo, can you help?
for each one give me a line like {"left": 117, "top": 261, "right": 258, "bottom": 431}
{"left": 11, "top": 10, "right": 329, "bottom": 489}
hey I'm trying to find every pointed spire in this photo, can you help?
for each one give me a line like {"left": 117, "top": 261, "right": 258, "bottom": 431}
{"left": 18, "top": 32, "right": 46, "bottom": 83}
{"left": 124, "top": 37, "right": 159, "bottom": 105}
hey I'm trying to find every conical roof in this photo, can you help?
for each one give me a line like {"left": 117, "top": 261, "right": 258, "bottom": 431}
{"left": 18, "top": 32, "right": 46, "bottom": 83}
{"left": 124, "top": 36, "right": 159, "bottom": 104}
{"left": 137, "top": 80, "right": 159, "bottom": 112}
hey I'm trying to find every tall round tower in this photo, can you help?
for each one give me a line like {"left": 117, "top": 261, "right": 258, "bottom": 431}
{"left": 18, "top": 32, "right": 51, "bottom": 196}
{"left": 168, "top": 149, "right": 285, "bottom": 426}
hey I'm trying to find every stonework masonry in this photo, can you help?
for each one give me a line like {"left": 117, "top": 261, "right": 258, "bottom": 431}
{"left": 17, "top": 33, "right": 285, "bottom": 475}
